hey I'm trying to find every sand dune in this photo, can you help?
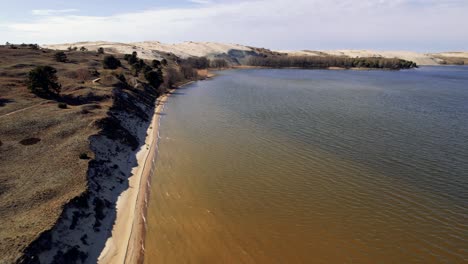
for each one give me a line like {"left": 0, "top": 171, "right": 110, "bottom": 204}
{"left": 43, "top": 41, "right": 468, "bottom": 66}
{"left": 43, "top": 41, "right": 253, "bottom": 60}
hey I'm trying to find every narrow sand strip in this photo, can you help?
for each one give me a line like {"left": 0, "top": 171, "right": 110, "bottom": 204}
{"left": 97, "top": 89, "right": 175, "bottom": 264}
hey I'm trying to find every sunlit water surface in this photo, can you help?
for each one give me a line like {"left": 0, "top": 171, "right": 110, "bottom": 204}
{"left": 145, "top": 67, "right": 468, "bottom": 263}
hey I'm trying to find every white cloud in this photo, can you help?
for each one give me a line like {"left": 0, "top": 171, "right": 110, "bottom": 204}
{"left": 31, "top": 9, "right": 79, "bottom": 16}
{"left": 188, "top": 0, "right": 213, "bottom": 4}
{"left": 2, "top": 1, "right": 467, "bottom": 51}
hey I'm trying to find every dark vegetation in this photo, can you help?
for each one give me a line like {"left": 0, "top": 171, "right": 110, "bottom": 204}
{"left": 54, "top": 52, "right": 67, "bottom": 63}
{"left": 58, "top": 103, "right": 67, "bottom": 109}
{"left": 211, "top": 58, "right": 228, "bottom": 68}
{"left": 248, "top": 55, "right": 417, "bottom": 69}
{"left": 144, "top": 69, "right": 164, "bottom": 89}
{"left": 26, "top": 66, "right": 62, "bottom": 95}
{"left": 102, "top": 55, "right": 121, "bottom": 69}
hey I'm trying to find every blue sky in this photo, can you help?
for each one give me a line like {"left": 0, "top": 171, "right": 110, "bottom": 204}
{"left": 1, "top": 0, "right": 467, "bottom": 51}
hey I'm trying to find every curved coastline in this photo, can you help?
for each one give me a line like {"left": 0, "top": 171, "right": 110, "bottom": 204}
{"left": 98, "top": 82, "right": 195, "bottom": 264}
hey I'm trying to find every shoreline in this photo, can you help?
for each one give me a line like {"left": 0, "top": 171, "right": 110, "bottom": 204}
{"left": 98, "top": 81, "right": 194, "bottom": 264}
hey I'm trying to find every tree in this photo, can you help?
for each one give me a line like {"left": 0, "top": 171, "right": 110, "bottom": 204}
{"left": 54, "top": 51, "right": 67, "bottom": 62}
{"left": 102, "top": 55, "right": 121, "bottom": 69}
{"left": 211, "top": 59, "right": 228, "bottom": 68}
{"left": 97, "top": 47, "right": 104, "bottom": 54}
{"left": 145, "top": 69, "right": 164, "bottom": 88}
{"left": 26, "top": 66, "right": 62, "bottom": 95}
{"left": 80, "top": 46, "right": 88, "bottom": 52}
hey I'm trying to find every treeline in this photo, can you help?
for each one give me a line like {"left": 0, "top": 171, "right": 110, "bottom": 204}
{"left": 180, "top": 57, "right": 228, "bottom": 69}
{"left": 248, "top": 56, "right": 417, "bottom": 69}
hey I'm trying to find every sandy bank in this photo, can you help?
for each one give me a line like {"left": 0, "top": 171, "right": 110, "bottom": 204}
{"left": 98, "top": 81, "right": 195, "bottom": 263}
{"left": 97, "top": 92, "right": 170, "bottom": 264}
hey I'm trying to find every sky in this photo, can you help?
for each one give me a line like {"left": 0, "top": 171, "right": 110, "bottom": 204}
{"left": 0, "top": 0, "right": 467, "bottom": 52}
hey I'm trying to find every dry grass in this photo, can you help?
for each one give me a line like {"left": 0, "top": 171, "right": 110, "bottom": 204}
{"left": 0, "top": 46, "right": 132, "bottom": 263}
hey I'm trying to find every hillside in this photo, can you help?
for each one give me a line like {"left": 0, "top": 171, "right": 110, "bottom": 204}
{"left": 44, "top": 41, "right": 468, "bottom": 66}
{"left": 0, "top": 44, "right": 190, "bottom": 263}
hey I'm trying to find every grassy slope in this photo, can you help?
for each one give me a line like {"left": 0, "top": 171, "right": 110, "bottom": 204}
{"left": 0, "top": 46, "right": 166, "bottom": 263}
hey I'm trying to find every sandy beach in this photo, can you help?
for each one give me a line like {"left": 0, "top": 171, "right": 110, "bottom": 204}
{"left": 97, "top": 89, "right": 175, "bottom": 264}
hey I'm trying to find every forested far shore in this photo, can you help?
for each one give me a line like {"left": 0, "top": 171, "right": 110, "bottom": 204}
{"left": 248, "top": 56, "right": 418, "bottom": 70}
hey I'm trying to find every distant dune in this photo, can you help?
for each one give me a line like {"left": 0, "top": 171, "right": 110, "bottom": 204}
{"left": 43, "top": 41, "right": 252, "bottom": 60}
{"left": 43, "top": 41, "right": 468, "bottom": 66}
{"left": 280, "top": 50, "right": 468, "bottom": 66}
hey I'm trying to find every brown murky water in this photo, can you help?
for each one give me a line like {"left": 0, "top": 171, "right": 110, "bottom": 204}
{"left": 145, "top": 68, "right": 468, "bottom": 263}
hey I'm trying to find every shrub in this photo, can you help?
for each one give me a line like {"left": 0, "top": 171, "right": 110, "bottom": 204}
{"left": 58, "top": 103, "right": 67, "bottom": 109}
{"left": 54, "top": 51, "right": 67, "bottom": 62}
{"left": 145, "top": 69, "right": 164, "bottom": 88}
{"left": 97, "top": 47, "right": 104, "bottom": 54}
{"left": 80, "top": 46, "right": 88, "bottom": 52}
{"left": 127, "top": 52, "right": 138, "bottom": 65}
{"left": 26, "top": 66, "right": 61, "bottom": 95}
{"left": 152, "top": 59, "right": 161, "bottom": 68}
{"left": 79, "top": 153, "right": 89, "bottom": 159}
{"left": 161, "top": 59, "right": 168, "bottom": 66}
{"left": 29, "top": 44, "right": 39, "bottom": 50}
{"left": 164, "top": 67, "right": 183, "bottom": 88}
{"left": 130, "top": 59, "right": 148, "bottom": 76}
{"left": 102, "top": 55, "right": 121, "bottom": 69}
{"left": 142, "top": 65, "right": 152, "bottom": 74}
{"left": 115, "top": 73, "right": 126, "bottom": 83}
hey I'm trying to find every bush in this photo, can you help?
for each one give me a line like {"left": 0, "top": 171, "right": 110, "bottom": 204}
{"left": 29, "top": 44, "right": 39, "bottom": 50}
{"left": 97, "top": 47, "right": 104, "bottom": 54}
{"left": 54, "top": 52, "right": 67, "bottom": 62}
{"left": 123, "top": 53, "right": 139, "bottom": 65}
{"left": 152, "top": 60, "right": 161, "bottom": 68}
{"left": 115, "top": 73, "right": 126, "bottom": 83}
{"left": 58, "top": 103, "right": 67, "bottom": 109}
{"left": 102, "top": 55, "right": 121, "bottom": 69}
{"left": 161, "top": 59, "right": 168, "bottom": 66}
{"left": 145, "top": 69, "right": 164, "bottom": 88}
{"left": 79, "top": 153, "right": 89, "bottom": 159}
{"left": 164, "top": 67, "right": 183, "bottom": 88}
{"left": 80, "top": 46, "right": 87, "bottom": 52}
{"left": 26, "top": 66, "right": 62, "bottom": 95}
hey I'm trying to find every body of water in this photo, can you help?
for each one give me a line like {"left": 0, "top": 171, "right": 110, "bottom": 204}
{"left": 145, "top": 67, "right": 468, "bottom": 263}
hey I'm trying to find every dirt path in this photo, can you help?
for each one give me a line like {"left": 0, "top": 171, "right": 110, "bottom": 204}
{"left": 0, "top": 101, "right": 48, "bottom": 119}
